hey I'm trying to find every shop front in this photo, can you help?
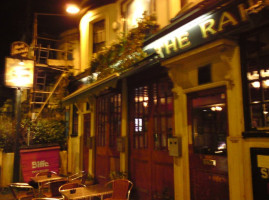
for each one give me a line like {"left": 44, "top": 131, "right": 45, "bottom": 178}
{"left": 142, "top": 0, "right": 269, "bottom": 199}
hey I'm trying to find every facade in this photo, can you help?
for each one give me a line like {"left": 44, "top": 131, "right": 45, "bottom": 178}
{"left": 62, "top": 0, "right": 269, "bottom": 200}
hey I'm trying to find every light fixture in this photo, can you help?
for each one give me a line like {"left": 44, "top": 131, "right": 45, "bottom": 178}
{"left": 66, "top": 3, "right": 80, "bottom": 14}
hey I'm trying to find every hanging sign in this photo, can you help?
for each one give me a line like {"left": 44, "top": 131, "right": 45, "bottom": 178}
{"left": 11, "top": 41, "right": 29, "bottom": 58}
{"left": 5, "top": 57, "right": 34, "bottom": 88}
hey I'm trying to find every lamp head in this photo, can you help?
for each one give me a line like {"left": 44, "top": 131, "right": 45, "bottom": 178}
{"left": 66, "top": 2, "right": 80, "bottom": 14}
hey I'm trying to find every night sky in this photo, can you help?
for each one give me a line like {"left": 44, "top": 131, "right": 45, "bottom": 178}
{"left": 0, "top": 0, "right": 78, "bottom": 105}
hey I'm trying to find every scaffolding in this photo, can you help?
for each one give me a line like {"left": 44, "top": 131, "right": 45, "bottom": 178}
{"left": 30, "top": 32, "right": 76, "bottom": 120}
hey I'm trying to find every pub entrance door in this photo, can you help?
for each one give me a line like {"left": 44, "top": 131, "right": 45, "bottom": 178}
{"left": 129, "top": 76, "right": 174, "bottom": 200}
{"left": 187, "top": 87, "right": 229, "bottom": 200}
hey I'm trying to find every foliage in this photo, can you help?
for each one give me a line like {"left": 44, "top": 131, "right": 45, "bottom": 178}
{"left": 90, "top": 13, "right": 159, "bottom": 79}
{"left": 21, "top": 118, "right": 67, "bottom": 150}
{"left": 0, "top": 115, "right": 16, "bottom": 152}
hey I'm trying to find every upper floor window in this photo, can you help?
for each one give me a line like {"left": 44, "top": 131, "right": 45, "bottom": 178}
{"left": 126, "top": 0, "right": 151, "bottom": 31}
{"left": 93, "top": 19, "right": 105, "bottom": 53}
{"left": 242, "top": 27, "right": 269, "bottom": 131}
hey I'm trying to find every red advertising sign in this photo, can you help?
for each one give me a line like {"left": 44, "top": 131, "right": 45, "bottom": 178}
{"left": 20, "top": 146, "right": 60, "bottom": 182}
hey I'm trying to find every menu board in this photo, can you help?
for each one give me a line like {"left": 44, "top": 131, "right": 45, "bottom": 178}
{"left": 250, "top": 148, "right": 269, "bottom": 199}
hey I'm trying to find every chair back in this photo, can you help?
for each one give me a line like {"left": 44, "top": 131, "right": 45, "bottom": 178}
{"left": 35, "top": 171, "right": 57, "bottom": 177}
{"left": 67, "top": 171, "right": 87, "bottom": 184}
{"left": 59, "top": 182, "right": 86, "bottom": 192}
{"left": 9, "top": 183, "right": 36, "bottom": 200}
{"left": 42, "top": 179, "right": 67, "bottom": 197}
{"left": 106, "top": 179, "right": 133, "bottom": 200}
{"left": 32, "top": 198, "right": 62, "bottom": 200}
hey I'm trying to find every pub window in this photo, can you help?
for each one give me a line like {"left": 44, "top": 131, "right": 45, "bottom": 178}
{"left": 93, "top": 19, "right": 105, "bottom": 53}
{"left": 131, "top": 78, "right": 174, "bottom": 150}
{"left": 96, "top": 92, "right": 122, "bottom": 148}
{"left": 71, "top": 105, "right": 78, "bottom": 137}
{"left": 242, "top": 28, "right": 269, "bottom": 130}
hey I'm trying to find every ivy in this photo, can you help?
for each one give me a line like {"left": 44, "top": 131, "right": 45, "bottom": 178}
{"left": 90, "top": 13, "right": 159, "bottom": 80}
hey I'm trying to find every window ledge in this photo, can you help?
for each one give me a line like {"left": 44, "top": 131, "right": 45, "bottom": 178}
{"left": 243, "top": 130, "right": 269, "bottom": 138}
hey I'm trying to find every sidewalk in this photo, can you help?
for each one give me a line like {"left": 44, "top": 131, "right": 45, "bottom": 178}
{"left": 0, "top": 188, "right": 13, "bottom": 200}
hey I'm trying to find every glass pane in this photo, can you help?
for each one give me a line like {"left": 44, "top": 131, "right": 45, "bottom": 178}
{"left": 249, "top": 81, "right": 261, "bottom": 103}
{"left": 251, "top": 104, "right": 263, "bottom": 128}
{"left": 190, "top": 89, "right": 227, "bottom": 155}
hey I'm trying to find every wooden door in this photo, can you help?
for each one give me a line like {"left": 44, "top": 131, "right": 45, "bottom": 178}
{"left": 83, "top": 113, "right": 91, "bottom": 173}
{"left": 129, "top": 77, "right": 174, "bottom": 200}
{"left": 187, "top": 87, "right": 229, "bottom": 200}
{"left": 95, "top": 91, "right": 121, "bottom": 184}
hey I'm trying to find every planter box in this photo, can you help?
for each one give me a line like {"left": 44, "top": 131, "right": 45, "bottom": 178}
{"left": 1, "top": 152, "right": 14, "bottom": 187}
{"left": 59, "top": 150, "right": 67, "bottom": 176}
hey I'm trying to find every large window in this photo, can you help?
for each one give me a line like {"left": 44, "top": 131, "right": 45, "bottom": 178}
{"left": 243, "top": 28, "right": 269, "bottom": 130}
{"left": 131, "top": 78, "right": 174, "bottom": 150}
{"left": 93, "top": 19, "right": 105, "bottom": 53}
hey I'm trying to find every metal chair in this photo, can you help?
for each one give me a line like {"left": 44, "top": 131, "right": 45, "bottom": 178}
{"left": 35, "top": 171, "right": 58, "bottom": 190}
{"left": 59, "top": 182, "right": 86, "bottom": 200}
{"left": 35, "top": 171, "right": 58, "bottom": 177}
{"left": 59, "top": 182, "right": 86, "bottom": 192}
{"left": 67, "top": 171, "right": 87, "bottom": 184}
{"left": 41, "top": 179, "right": 67, "bottom": 199}
{"left": 32, "top": 198, "right": 63, "bottom": 200}
{"left": 104, "top": 179, "right": 133, "bottom": 200}
{"left": 9, "top": 182, "right": 37, "bottom": 200}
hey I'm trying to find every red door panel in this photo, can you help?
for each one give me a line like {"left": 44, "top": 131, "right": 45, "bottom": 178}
{"left": 129, "top": 77, "right": 174, "bottom": 200}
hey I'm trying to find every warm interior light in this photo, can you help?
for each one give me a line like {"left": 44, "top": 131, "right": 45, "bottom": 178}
{"left": 66, "top": 4, "right": 80, "bottom": 14}
{"left": 251, "top": 81, "right": 260, "bottom": 88}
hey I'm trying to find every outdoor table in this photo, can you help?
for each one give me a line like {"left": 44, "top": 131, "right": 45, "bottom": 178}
{"left": 60, "top": 184, "right": 113, "bottom": 200}
{"left": 31, "top": 174, "right": 66, "bottom": 195}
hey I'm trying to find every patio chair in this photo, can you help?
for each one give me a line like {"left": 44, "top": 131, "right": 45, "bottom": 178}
{"left": 35, "top": 171, "right": 58, "bottom": 190}
{"left": 32, "top": 198, "right": 63, "bottom": 200}
{"left": 41, "top": 179, "right": 67, "bottom": 198}
{"left": 67, "top": 171, "right": 87, "bottom": 184}
{"left": 35, "top": 171, "right": 58, "bottom": 177}
{"left": 59, "top": 182, "right": 86, "bottom": 192}
{"left": 9, "top": 182, "right": 37, "bottom": 200}
{"left": 59, "top": 182, "right": 86, "bottom": 200}
{"left": 104, "top": 179, "right": 133, "bottom": 200}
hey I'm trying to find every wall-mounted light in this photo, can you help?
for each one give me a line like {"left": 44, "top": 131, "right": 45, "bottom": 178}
{"left": 66, "top": 2, "right": 80, "bottom": 14}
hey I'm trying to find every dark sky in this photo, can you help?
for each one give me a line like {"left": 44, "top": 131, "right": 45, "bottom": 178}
{"left": 0, "top": 0, "right": 78, "bottom": 104}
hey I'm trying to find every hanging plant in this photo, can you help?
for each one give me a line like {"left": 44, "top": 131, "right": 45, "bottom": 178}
{"left": 90, "top": 13, "right": 159, "bottom": 80}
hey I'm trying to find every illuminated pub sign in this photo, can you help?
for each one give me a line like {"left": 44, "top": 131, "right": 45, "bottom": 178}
{"left": 5, "top": 57, "right": 34, "bottom": 88}
{"left": 143, "top": 0, "right": 248, "bottom": 58}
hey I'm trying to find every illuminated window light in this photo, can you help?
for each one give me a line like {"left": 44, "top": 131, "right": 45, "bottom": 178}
{"left": 251, "top": 81, "right": 260, "bottom": 88}
{"left": 263, "top": 80, "right": 269, "bottom": 87}
{"left": 261, "top": 69, "right": 269, "bottom": 77}
{"left": 247, "top": 71, "right": 259, "bottom": 80}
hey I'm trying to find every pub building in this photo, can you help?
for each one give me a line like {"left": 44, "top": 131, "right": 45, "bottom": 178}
{"left": 62, "top": 0, "right": 269, "bottom": 199}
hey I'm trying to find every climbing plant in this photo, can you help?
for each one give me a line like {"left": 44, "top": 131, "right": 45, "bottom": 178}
{"left": 90, "top": 13, "right": 159, "bottom": 79}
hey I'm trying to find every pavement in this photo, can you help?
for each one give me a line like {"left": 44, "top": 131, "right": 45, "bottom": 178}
{"left": 0, "top": 187, "right": 14, "bottom": 200}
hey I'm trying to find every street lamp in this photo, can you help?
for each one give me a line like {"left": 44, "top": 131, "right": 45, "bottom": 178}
{"left": 66, "top": 3, "right": 80, "bottom": 14}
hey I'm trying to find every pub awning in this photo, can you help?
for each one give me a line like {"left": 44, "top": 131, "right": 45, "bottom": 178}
{"left": 62, "top": 73, "right": 119, "bottom": 105}
{"left": 62, "top": 53, "right": 160, "bottom": 105}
